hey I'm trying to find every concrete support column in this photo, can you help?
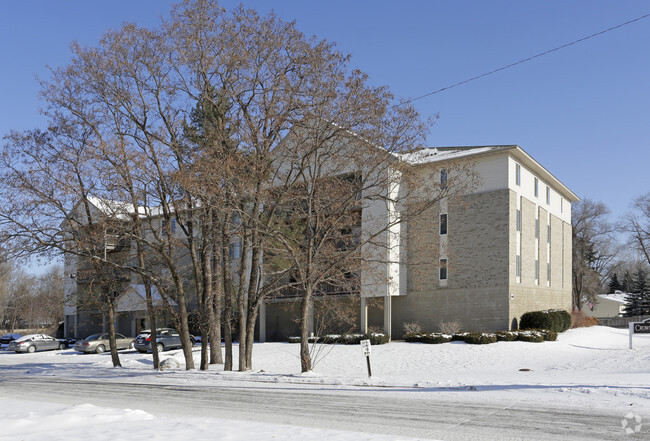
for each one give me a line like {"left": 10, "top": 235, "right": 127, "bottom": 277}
{"left": 259, "top": 302, "right": 267, "bottom": 343}
{"left": 384, "top": 295, "right": 392, "bottom": 340}
{"left": 360, "top": 297, "right": 368, "bottom": 334}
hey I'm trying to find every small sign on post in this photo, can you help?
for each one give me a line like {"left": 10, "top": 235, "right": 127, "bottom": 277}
{"left": 629, "top": 318, "right": 650, "bottom": 349}
{"left": 360, "top": 339, "right": 372, "bottom": 377}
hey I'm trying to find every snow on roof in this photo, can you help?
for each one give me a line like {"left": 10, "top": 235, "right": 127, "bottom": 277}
{"left": 597, "top": 293, "right": 628, "bottom": 304}
{"left": 396, "top": 145, "right": 515, "bottom": 165}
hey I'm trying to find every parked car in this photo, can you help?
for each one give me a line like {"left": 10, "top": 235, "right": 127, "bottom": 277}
{"left": 74, "top": 333, "right": 135, "bottom": 354}
{"left": 134, "top": 328, "right": 194, "bottom": 353}
{"left": 8, "top": 334, "right": 67, "bottom": 353}
{"left": 0, "top": 333, "right": 22, "bottom": 350}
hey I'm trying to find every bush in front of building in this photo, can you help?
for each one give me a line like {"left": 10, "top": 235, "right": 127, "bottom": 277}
{"left": 570, "top": 310, "right": 600, "bottom": 328}
{"left": 460, "top": 332, "right": 498, "bottom": 344}
{"left": 287, "top": 333, "right": 389, "bottom": 345}
{"left": 520, "top": 309, "right": 571, "bottom": 332}
{"left": 496, "top": 331, "right": 519, "bottom": 342}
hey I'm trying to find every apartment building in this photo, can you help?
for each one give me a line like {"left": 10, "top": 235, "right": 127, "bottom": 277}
{"left": 63, "top": 145, "right": 578, "bottom": 340}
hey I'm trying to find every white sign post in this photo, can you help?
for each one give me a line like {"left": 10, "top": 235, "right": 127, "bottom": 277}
{"left": 360, "top": 339, "right": 372, "bottom": 377}
{"left": 629, "top": 318, "right": 650, "bottom": 349}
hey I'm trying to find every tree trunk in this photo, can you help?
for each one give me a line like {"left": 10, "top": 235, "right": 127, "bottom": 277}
{"left": 105, "top": 289, "right": 121, "bottom": 368}
{"left": 300, "top": 286, "right": 313, "bottom": 373}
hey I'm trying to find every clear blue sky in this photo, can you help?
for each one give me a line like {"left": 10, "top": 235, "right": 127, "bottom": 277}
{"left": 1, "top": 0, "right": 649, "bottom": 224}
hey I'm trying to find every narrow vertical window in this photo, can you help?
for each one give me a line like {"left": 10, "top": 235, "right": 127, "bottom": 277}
{"left": 516, "top": 209, "right": 521, "bottom": 232}
{"left": 535, "top": 219, "right": 539, "bottom": 239}
{"left": 534, "top": 177, "right": 539, "bottom": 197}
{"left": 561, "top": 198, "right": 564, "bottom": 213}
{"left": 439, "top": 259, "right": 447, "bottom": 280}
{"left": 515, "top": 163, "right": 521, "bottom": 186}
{"left": 546, "top": 186, "right": 551, "bottom": 205}
{"left": 440, "top": 169, "right": 448, "bottom": 189}
{"left": 230, "top": 240, "right": 242, "bottom": 260}
{"left": 535, "top": 260, "right": 539, "bottom": 283}
{"left": 547, "top": 224, "right": 551, "bottom": 243}
{"left": 440, "top": 213, "right": 448, "bottom": 235}
{"left": 516, "top": 255, "right": 521, "bottom": 279}
{"left": 547, "top": 262, "right": 551, "bottom": 284}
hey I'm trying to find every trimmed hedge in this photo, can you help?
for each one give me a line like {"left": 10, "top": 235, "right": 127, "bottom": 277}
{"left": 496, "top": 331, "right": 519, "bottom": 342}
{"left": 520, "top": 309, "right": 571, "bottom": 332}
{"left": 287, "top": 333, "right": 389, "bottom": 345}
{"left": 422, "top": 333, "right": 453, "bottom": 344}
{"left": 402, "top": 333, "right": 452, "bottom": 344}
{"left": 460, "top": 333, "right": 498, "bottom": 345}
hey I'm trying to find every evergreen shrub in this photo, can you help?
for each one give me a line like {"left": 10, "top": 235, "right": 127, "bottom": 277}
{"left": 461, "top": 333, "right": 497, "bottom": 344}
{"left": 520, "top": 309, "right": 571, "bottom": 332}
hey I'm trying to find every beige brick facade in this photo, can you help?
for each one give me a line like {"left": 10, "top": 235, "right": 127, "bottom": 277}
{"left": 392, "top": 187, "right": 573, "bottom": 336}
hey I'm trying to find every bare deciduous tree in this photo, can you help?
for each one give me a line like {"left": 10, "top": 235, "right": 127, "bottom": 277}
{"left": 572, "top": 199, "right": 617, "bottom": 310}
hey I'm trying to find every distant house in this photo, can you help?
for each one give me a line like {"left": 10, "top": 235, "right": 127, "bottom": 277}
{"left": 584, "top": 292, "right": 627, "bottom": 318}
{"left": 63, "top": 144, "right": 579, "bottom": 340}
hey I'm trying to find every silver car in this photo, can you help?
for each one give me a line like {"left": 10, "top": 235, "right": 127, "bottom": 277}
{"left": 134, "top": 328, "right": 194, "bottom": 353}
{"left": 8, "top": 334, "right": 66, "bottom": 353}
{"left": 74, "top": 333, "right": 135, "bottom": 353}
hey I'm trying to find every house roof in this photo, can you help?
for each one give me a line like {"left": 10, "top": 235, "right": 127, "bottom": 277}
{"left": 597, "top": 293, "right": 628, "bottom": 305}
{"left": 396, "top": 145, "right": 579, "bottom": 203}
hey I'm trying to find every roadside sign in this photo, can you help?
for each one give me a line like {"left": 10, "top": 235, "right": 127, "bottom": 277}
{"left": 629, "top": 318, "right": 650, "bottom": 349}
{"left": 360, "top": 339, "right": 371, "bottom": 356}
{"left": 360, "top": 339, "right": 372, "bottom": 377}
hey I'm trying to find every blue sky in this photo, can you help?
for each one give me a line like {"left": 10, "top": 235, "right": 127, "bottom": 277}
{"left": 1, "top": 0, "right": 649, "bottom": 224}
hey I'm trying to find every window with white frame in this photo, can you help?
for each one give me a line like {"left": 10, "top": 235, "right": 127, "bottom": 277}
{"left": 440, "top": 169, "right": 448, "bottom": 189}
{"left": 516, "top": 255, "right": 521, "bottom": 279}
{"left": 515, "top": 163, "right": 521, "bottom": 186}
{"left": 516, "top": 209, "right": 521, "bottom": 232}
{"left": 546, "top": 186, "right": 551, "bottom": 205}
{"left": 440, "top": 213, "right": 448, "bottom": 235}
{"left": 534, "top": 177, "right": 539, "bottom": 198}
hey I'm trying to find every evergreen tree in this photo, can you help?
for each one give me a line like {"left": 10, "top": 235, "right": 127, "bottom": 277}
{"left": 631, "top": 267, "right": 649, "bottom": 315}
{"left": 608, "top": 273, "right": 622, "bottom": 293}
{"left": 622, "top": 270, "right": 634, "bottom": 293}
{"left": 623, "top": 291, "right": 643, "bottom": 317}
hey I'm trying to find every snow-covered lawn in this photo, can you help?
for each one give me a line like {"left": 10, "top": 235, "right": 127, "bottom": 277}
{"left": 1, "top": 326, "right": 649, "bottom": 440}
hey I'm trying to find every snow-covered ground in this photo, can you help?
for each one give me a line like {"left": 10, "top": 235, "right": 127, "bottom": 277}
{"left": 1, "top": 326, "right": 649, "bottom": 440}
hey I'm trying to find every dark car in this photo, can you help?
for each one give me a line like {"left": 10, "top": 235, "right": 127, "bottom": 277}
{"left": 0, "top": 333, "right": 22, "bottom": 350}
{"left": 8, "top": 334, "right": 67, "bottom": 353}
{"left": 134, "top": 328, "right": 194, "bottom": 353}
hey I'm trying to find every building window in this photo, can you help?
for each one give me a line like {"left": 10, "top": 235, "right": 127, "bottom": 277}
{"left": 535, "top": 219, "right": 539, "bottom": 239}
{"left": 547, "top": 262, "right": 551, "bottom": 284}
{"left": 534, "top": 177, "right": 539, "bottom": 197}
{"left": 535, "top": 260, "right": 539, "bottom": 283}
{"left": 161, "top": 218, "right": 176, "bottom": 236}
{"left": 516, "top": 209, "right": 521, "bottom": 232}
{"left": 515, "top": 163, "right": 521, "bottom": 186}
{"left": 547, "top": 224, "right": 551, "bottom": 243}
{"left": 516, "top": 255, "right": 521, "bottom": 279}
{"left": 439, "top": 259, "right": 447, "bottom": 280}
{"left": 546, "top": 186, "right": 551, "bottom": 205}
{"left": 561, "top": 198, "right": 564, "bottom": 213}
{"left": 230, "top": 240, "right": 242, "bottom": 260}
{"left": 440, "top": 169, "right": 448, "bottom": 189}
{"left": 440, "top": 213, "right": 448, "bottom": 235}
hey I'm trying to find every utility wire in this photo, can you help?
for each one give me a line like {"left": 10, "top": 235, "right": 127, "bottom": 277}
{"left": 394, "top": 12, "right": 650, "bottom": 108}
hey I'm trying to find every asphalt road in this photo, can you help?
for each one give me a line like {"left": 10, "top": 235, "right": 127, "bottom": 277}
{"left": 0, "top": 375, "right": 642, "bottom": 440}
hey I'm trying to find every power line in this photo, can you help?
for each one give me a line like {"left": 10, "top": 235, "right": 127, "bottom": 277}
{"left": 394, "top": 12, "right": 650, "bottom": 108}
